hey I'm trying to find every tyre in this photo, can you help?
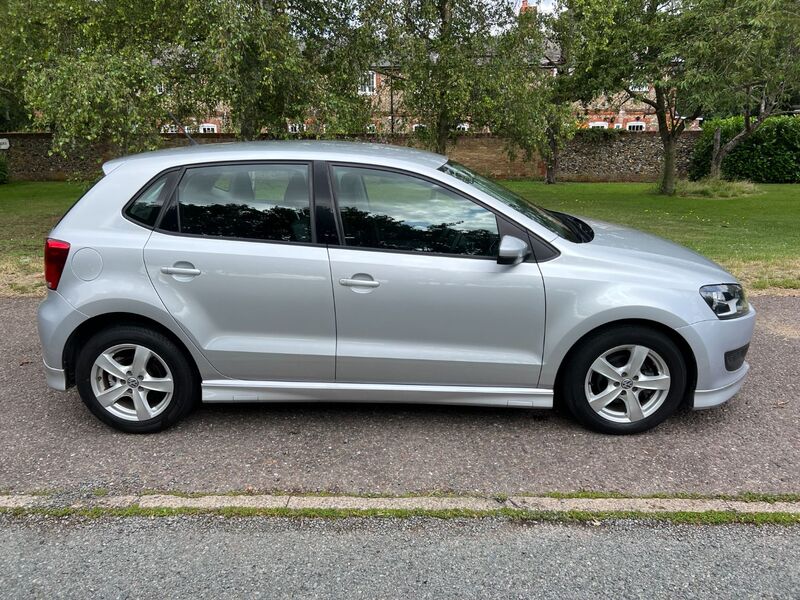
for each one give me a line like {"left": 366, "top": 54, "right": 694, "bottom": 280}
{"left": 561, "top": 325, "right": 687, "bottom": 434}
{"left": 75, "top": 325, "right": 199, "bottom": 433}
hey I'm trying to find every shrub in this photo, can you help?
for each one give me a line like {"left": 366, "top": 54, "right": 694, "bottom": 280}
{"left": 689, "top": 116, "right": 800, "bottom": 183}
{"left": 0, "top": 153, "right": 8, "bottom": 184}
{"left": 676, "top": 177, "right": 760, "bottom": 198}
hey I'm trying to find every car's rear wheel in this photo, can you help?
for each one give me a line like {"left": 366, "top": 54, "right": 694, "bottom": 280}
{"left": 75, "top": 325, "right": 198, "bottom": 433}
{"left": 561, "top": 326, "right": 687, "bottom": 434}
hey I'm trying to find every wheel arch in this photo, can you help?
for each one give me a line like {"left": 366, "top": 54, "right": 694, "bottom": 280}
{"left": 62, "top": 312, "right": 202, "bottom": 388}
{"left": 552, "top": 318, "right": 698, "bottom": 410}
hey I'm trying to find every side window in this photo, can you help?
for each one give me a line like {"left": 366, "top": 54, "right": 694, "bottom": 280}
{"left": 331, "top": 166, "right": 499, "bottom": 257}
{"left": 126, "top": 173, "right": 170, "bottom": 227}
{"left": 161, "top": 163, "right": 312, "bottom": 243}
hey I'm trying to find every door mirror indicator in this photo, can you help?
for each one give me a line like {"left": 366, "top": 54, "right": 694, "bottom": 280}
{"left": 497, "top": 235, "right": 531, "bottom": 266}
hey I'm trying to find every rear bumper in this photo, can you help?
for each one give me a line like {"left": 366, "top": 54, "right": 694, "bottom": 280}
{"left": 37, "top": 290, "right": 87, "bottom": 390}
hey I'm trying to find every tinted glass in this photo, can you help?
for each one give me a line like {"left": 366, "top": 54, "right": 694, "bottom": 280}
{"left": 167, "top": 164, "right": 311, "bottom": 242}
{"left": 126, "top": 174, "right": 169, "bottom": 227}
{"left": 331, "top": 166, "right": 499, "bottom": 257}
{"left": 437, "top": 161, "right": 578, "bottom": 242}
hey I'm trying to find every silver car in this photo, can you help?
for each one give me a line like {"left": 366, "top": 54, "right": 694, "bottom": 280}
{"left": 37, "top": 141, "right": 754, "bottom": 434}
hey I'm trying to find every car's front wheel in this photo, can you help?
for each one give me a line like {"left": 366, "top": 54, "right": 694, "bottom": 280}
{"left": 75, "top": 325, "right": 198, "bottom": 433}
{"left": 561, "top": 325, "right": 688, "bottom": 434}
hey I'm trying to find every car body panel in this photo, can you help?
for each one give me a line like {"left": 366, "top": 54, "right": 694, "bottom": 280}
{"left": 143, "top": 231, "right": 337, "bottom": 381}
{"left": 328, "top": 247, "right": 546, "bottom": 386}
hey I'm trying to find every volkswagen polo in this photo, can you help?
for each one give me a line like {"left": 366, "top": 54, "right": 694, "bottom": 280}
{"left": 37, "top": 141, "right": 754, "bottom": 434}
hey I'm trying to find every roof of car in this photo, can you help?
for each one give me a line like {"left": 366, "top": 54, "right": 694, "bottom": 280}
{"left": 102, "top": 140, "right": 448, "bottom": 174}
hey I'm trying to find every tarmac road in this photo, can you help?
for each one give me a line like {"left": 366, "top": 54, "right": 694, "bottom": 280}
{"left": 1, "top": 516, "right": 798, "bottom": 599}
{"left": 1, "top": 295, "right": 798, "bottom": 496}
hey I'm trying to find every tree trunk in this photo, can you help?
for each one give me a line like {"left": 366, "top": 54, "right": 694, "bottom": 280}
{"left": 710, "top": 127, "right": 723, "bottom": 179}
{"left": 434, "top": 109, "right": 449, "bottom": 155}
{"left": 545, "top": 126, "right": 559, "bottom": 184}
{"left": 709, "top": 116, "right": 770, "bottom": 180}
{"left": 658, "top": 137, "right": 677, "bottom": 195}
{"left": 239, "top": 115, "right": 259, "bottom": 141}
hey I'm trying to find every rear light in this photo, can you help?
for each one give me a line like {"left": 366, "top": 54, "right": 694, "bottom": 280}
{"left": 44, "top": 238, "right": 70, "bottom": 290}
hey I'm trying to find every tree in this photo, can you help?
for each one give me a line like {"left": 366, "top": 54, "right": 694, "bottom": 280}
{"left": 0, "top": 0, "right": 379, "bottom": 152}
{"left": 688, "top": 0, "right": 800, "bottom": 178}
{"left": 387, "top": 0, "right": 547, "bottom": 155}
{"left": 566, "top": 0, "right": 707, "bottom": 195}
{"left": 537, "top": 3, "right": 581, "bottom": 184}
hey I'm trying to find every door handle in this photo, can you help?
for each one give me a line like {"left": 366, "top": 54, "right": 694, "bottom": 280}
{"left": 161, "top": 266, "right": 201, "bottom": 277}
{"left": 339, "top": 278, "right": 380, "bottom": 288}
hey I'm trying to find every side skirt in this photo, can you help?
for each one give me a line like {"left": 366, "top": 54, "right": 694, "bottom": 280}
{"left": 202, "top": 380, "right": 554, "bottom": 409}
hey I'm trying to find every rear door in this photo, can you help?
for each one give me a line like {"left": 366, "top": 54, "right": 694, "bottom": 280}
{"left": 326, "top": 164, "right": 546, "bottom": 388}
{"left": 143, "top": 161, "right": 336, "bottom": 381}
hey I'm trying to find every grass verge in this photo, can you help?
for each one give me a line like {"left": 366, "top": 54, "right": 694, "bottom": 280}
{"left": 2, "top": 505, "right": 798, "bottom": 525}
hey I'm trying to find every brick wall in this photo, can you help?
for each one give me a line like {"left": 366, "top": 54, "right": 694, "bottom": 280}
{"left": 0, "top": 131, "right": 698, "bottom": 182}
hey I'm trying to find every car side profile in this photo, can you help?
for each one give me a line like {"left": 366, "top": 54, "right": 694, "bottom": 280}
{"left": 38, "top": 141, "right": 755, "bottom": 434}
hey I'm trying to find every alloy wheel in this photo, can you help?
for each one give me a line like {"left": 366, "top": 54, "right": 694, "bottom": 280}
{"left": 90, "top": 343, "right": 174, "bottom": 422}
{"left": 584, "top": 344, "right": 671, "bottom": 424}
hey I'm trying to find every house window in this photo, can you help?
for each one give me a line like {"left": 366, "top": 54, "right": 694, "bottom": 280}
{"left": 627, "top": 122, "right": 646, "bottom": 132}
{"left": 161, "top": 124, "right": 179, "bottom": 134}
{"left": 588, "top": 122, "right": 608, "bottom": 129}
{"left": 199, "top": 123, "right": 217, "bottom": 134}
{"left": 358, "top": 71, "right": 376, "bottom": 96}
{"left": 412, "top": 123, "right": 427, "bottom": 132}
{"left": 456, "top": 122, "right": 470, "bottom": 132}
{"left": 630, "top": 84, "right": 650, "bottom": 93}
{"left": 155, "top": 83, "right": 166, "bottom": 95}
{"left": 288, "top": 123, "right": 306, "bottom": 134}
{"left": 613, "top": 123, "right": 622, "bottom": 129}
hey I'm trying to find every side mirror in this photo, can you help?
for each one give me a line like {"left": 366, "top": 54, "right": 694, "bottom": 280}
{"left": 497, "top": 235, "right": 531, "bottom": 266}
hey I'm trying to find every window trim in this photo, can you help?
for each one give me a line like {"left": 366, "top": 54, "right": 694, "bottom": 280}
{"left": 324, "top": 161, "right": 540, "bottom": 262}
{"left": 149, "top": 160, "right": 320, "bottom": 248}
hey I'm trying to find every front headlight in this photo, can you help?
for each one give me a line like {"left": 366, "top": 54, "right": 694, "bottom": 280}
{"left": 700, "top": 284, "right": 749, "bottom": 319}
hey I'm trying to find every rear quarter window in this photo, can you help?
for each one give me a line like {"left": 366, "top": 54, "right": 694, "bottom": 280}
{"left": 125, "top": 173, "right": 171, "bottom": 227}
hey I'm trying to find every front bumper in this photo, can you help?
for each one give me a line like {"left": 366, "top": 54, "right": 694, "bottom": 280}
{"left": 677, "top": 305, "right": 756, "bottom": 410}
{"left": 43, "top": 359, "right": 67, "bottom": 391}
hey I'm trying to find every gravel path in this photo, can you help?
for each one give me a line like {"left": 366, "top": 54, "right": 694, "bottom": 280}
{"left": 1, "top": 515, "right": 798, "bottom": 599}
{"left": 1, "top": 295, "right": 798, "bottom": 495}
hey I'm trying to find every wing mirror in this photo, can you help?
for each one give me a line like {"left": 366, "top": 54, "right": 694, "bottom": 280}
{"left": 497, "top": 235, "right": 531, "bottom": 266}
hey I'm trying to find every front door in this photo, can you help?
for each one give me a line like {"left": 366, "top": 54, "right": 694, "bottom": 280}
{"left": 144, "top": 162, "right": 336, "bottom": 381}
{"left": 326, "top": 165, "right": 546, "bottom": 387}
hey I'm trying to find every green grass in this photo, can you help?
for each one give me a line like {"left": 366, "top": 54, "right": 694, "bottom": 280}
{"left": 0, "top": 181, "right": 90, "bottom": 295}
{"left": 0, "top": 180, "right": 798, "bottom": 295}
{"left": 504, "top": 181, "right": 800, "bottom": 290}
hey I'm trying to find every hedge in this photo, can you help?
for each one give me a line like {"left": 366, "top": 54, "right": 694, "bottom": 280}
{"left": 0, "top": 153, "right": 8, "bottom": 184}
{"left": 689, "top": 115, "right": 800, "bottom": 183}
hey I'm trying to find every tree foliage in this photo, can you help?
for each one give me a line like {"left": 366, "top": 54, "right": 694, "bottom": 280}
{"left": 386, "top": 0, "right": 549, "bottom": 154}
{"left": 685, "top": 0, "right": 800, "bottom": 178}
{"left": 0, "top": 0, "right": 380, "bottom": 153}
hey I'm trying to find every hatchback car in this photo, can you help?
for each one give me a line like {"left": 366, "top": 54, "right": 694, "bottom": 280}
{"left": 38, "top": 141, "right": 754, "bottom": 434}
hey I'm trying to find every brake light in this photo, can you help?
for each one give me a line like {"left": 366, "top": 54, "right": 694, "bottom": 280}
{"left": 44, "top": 239, "right": 70, "bottom": 290}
